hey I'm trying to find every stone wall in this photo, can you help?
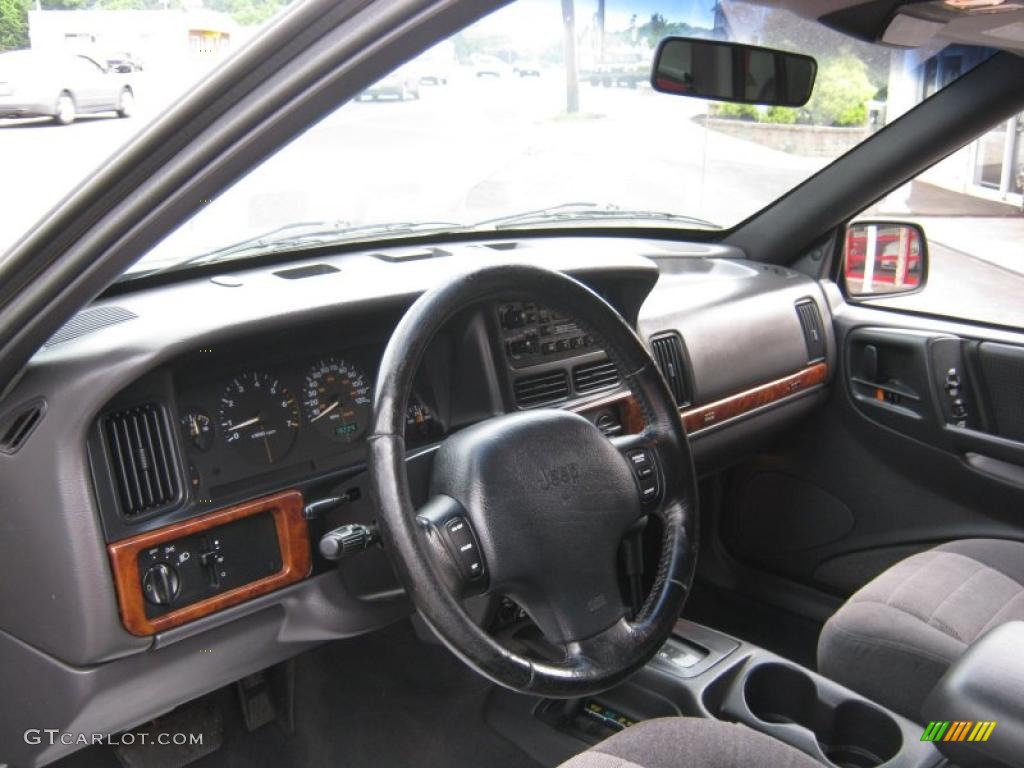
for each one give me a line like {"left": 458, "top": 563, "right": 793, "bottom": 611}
{"left": 701, "top": 117, "right": 871, "bottom": 158}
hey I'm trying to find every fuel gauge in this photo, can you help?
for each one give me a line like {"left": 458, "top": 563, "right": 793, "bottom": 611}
{"left": 180, "top": 408, "right": 214, "bottom": 452}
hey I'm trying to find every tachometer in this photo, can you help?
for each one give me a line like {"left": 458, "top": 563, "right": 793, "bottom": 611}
{"left": 217, "top": 372, "right": 300, "bottom": 465}
{"left": 302, "top": 357, "right": 372, "bottom": 443}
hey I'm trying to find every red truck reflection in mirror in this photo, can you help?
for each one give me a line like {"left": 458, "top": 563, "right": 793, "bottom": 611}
{"left": 843, "top": 221, "right": 928, "bottom": 297}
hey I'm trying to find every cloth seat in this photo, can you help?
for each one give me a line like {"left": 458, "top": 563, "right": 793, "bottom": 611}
{"left": 557, "top": 718, "right": 821, "bottom": 768}
{"left": 818, "top": 538, "right": 1024, "bottom": 721}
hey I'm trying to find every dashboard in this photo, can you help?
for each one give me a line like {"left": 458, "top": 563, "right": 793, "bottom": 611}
{"left": 0, "top": 237, "right": 835, "bottom": 766}
{"left": 88, "top": 297, "right": 632, "bottom": 545}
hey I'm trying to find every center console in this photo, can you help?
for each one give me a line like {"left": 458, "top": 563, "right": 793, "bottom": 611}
{"left": 486, "top": 619, "right": 945, "bottom": 768}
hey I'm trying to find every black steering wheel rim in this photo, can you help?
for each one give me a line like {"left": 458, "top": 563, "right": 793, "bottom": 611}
{"left": 368, "top": 264, "right": 698, "bottom": 697}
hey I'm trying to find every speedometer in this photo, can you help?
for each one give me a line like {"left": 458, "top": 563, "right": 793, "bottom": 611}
{"left": 217, "top": 372, "right": 300, "bottom": 465}
{"left": 302, "top": 357, "right": 372, "bottom": 443}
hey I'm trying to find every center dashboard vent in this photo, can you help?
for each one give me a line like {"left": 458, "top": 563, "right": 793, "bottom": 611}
{"left": 650, "top": 332, "right": 692, "bottom": 407}
{"left": 573, "top": 359, "right": 620, "bottom": 394}
{"left": 514, "top": 370, "right": 569, "bottom": 408}
{"left": 104, "top": 403, "right": 180, "bottom": 519}
{"left": 796, "top": 299, "right": 826, "bottom": 363}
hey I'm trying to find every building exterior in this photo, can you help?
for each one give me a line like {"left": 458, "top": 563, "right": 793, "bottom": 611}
{"left": 886, "top": 44, "right": 1020, "bottom": 210}
{"left": 28, "top": 7, "right": 243, "bottom": 74}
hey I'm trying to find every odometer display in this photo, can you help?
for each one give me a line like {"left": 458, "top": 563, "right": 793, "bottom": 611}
{"left": 217, "top": 372, "right": 300, "bottom": 465}
{"left": 302, "top": 358, "right": 372, "bottom": 443}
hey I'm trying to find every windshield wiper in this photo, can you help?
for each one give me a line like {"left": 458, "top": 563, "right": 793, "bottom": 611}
{"left": 473, "top": 203, "right": 719, "bottom": 230}
{"left": 131, "top": 219, "right": 464, "bottom": 278}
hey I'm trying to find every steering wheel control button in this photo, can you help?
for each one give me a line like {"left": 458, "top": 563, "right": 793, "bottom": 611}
{"left": 627, "top": 449, "right": 660, "bottom": 505}
{"left": 442, "top": 516, "right": 485, "bottom": 581}
{"left": 142, "top": 563, "right": 181, "bottom": 606}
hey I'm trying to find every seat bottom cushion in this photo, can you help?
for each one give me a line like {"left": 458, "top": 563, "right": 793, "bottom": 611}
{"left": 817, "top": 538, "right": 1024, "bottom": 721}
{"left": 557, "top": 718, "right": 822, "bottom": 768}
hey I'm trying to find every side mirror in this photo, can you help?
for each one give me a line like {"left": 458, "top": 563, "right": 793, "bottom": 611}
{"left": 843, "top": 221, "right": 928, "bottom": 297}
{"left": 651, "top": 37, "right": 816, "bottom": 107}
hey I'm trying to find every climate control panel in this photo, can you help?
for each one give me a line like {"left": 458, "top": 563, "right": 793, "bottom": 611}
{"left": 497, "top": 301, "right": 601, "bottom": 368}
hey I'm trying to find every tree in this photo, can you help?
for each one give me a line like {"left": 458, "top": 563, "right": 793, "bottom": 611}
{"left": 0, "top": 0, "right": 28, "bottom": 53}
{"left": 96, "top": 0, "right": 182, "bottom": 9}
{"left": 807, "top": 55, "right": 877, "bottom": 127}
{"left": 204, "top": 0, "right": 288, "bottom": 26}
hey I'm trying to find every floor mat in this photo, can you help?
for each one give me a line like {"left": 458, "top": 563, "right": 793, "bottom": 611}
{"left": 53, "top": 620, "right": 539, "bottom": 768}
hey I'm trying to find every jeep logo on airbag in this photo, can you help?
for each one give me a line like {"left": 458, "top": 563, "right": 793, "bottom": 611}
{"left": 540, "top": 462, "right": 580, "bottom": 490}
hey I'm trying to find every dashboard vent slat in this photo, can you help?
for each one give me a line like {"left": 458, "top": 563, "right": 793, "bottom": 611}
{"left": 796, "top": 300, "right": 826, "bottom": 363}
{"left": 650, "top": 332, "right": 692, "bottom": 407}
{"left": 104, "top": 404, "right": 179, "bottom": 519}
{"left": 573, "top": 359, "right": 620, "bottom": 394}
{"left": 514, "top": 370, "right": 569, "bottom": 408}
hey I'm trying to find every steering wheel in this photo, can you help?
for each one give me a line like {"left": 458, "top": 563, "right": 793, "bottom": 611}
{"left": 368, "top": 264, "right": 698, "bottom": 697}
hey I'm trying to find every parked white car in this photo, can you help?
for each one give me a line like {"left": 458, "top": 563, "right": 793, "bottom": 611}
{"left": 0, "top": 50, "right": 135, "bottom": 125}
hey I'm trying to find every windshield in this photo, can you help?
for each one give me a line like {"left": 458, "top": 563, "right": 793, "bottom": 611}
{"left": 0, "top": 0, "right": 989, "bottom": 275}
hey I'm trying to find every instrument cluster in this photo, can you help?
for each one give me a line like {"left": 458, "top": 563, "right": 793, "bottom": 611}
{"left": 176, "top": 348, "right": 442, "bottom": 500}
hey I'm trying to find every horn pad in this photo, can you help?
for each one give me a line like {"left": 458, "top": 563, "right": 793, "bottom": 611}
{"left": 430, "top": 409, "right": 641, "bottom": 642}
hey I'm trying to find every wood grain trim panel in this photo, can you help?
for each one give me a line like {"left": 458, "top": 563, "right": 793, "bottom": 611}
{"left": 108, "top": 490, "right": 310, "bottom": 636}
{"left": 573, "top": 362, "right": 828, "bottom": 436}
{"left": 681, "top": 362, "right": 828, "bottom": 434}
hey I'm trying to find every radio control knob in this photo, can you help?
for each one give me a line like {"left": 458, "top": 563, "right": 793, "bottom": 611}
{"left": 142, "top": 563, "right": 181, "bottom": 606}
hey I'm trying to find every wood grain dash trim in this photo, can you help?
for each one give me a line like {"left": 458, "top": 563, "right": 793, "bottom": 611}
{"left": 108, "top": 489, "right": 310, "bottom": 637}
{"left": 681, "top": 362, "right": 828, "bottom": 434}
{"left": 572, "top": 362, "right": 828, "bottom": 436}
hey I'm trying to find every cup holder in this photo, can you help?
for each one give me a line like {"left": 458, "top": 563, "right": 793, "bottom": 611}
{"left": 742, "top": 663, "right": 902, "bottom": 768}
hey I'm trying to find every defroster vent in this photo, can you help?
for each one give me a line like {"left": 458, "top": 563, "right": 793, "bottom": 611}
{"left": 650, "top": 332, "right": 692, "bottom": 407}
{"left": 796, "top": 300, "right": 826, "bottom": 363}
{"left": 104, "top": 403, "right": 180, "bottom": 518}
{"left": 514, "top": 370, "right": 569, "bottom": 408}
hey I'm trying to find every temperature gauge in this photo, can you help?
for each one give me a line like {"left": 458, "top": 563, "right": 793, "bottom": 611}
{"left": 405, "top": 398, "right": 443, "bottom": 446}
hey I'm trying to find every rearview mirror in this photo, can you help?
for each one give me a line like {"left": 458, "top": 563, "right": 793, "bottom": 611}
{"left": 651, "top": 37, "right": 816, "bottom": 107}
{"left": 843, "top": 221, "right": 928, "bottom": 297}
